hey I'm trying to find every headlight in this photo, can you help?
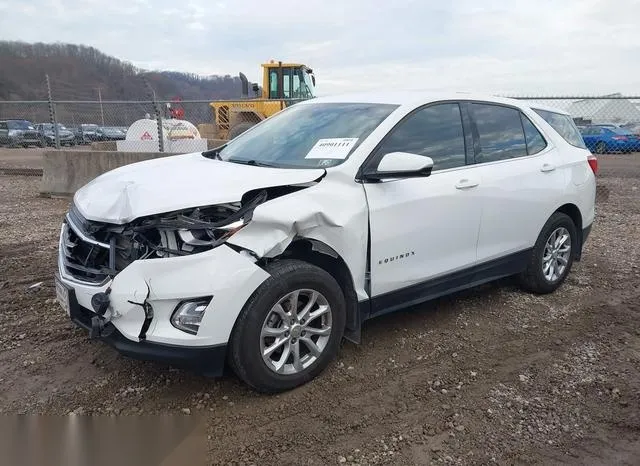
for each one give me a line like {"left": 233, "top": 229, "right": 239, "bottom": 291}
{"left": 177, "top": 219, "right": 247, "bottom": 246}
{"left": 112, "top": 191, "right": 267, "bottom": 262}
{"left": 171, "top": 298, "right": 212, "bottom": 334}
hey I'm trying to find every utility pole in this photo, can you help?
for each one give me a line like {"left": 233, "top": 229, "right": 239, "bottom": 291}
{"left": 143, "top": 77, "right": 164, "bottom": 152}
{"left": 96, "top": 87, "right": 105, "bottom": 126}
{"left": 45, "top": 74, "right": 60, "bottom": 149}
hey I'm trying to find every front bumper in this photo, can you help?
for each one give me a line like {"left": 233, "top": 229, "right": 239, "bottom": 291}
{"left": 67, "top": 288, "right": 227, "bottom": 376}
{"left": 8, "top": 135, "right": 41, "bottom": 145}
{"left": 58, "top": 222, "right": 271, "bottom": 348}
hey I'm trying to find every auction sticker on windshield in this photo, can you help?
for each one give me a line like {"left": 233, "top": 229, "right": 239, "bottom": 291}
{"left": 305, "top": 138, "right": 358, "bottom": 159}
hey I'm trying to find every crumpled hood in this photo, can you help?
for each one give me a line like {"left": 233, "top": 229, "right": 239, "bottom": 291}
{"left": 73, "top": 152, "right": 325, "bottom": 224}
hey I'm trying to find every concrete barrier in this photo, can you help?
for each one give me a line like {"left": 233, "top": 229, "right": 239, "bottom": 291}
{"left": 90, "top": 141, "right": 117, "bottom": 151}
{"left": 207, "top": 139, "right": 227, "bottom": 149}
{"left": 89, "top": 139, "right": 226, "bottom": 152}
{"left": 40, "top": 141, "right": 230, "bottom": 196}
{"left": 40, "top": 150, "right": 176, "bottom": 197}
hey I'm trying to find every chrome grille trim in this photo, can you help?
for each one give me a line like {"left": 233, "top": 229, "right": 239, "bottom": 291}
{"left": 65, "top": 212, "right": 110, "bottom": 249}
{"left": 59, "top": 219, "right": 112, "bottom": 286}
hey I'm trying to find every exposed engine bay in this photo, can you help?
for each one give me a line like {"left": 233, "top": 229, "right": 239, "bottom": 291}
{"left": 61, "top": 190, "right": 269, "bottom": 284}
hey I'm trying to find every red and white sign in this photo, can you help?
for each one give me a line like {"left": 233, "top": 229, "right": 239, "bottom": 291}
{"left": 140, "top": 131, "right": 153, "bottom": 141}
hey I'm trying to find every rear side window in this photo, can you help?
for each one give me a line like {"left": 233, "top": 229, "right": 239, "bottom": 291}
{"left": 520, "top": 114, "right": 547, "bottom": 155}
{"left": 533, "top": 109, "right": 587, "bottom": 149}
{"left": 471, "top": 103, "right": 527, "bottom": 163}
{"left": 0, "top": 122, "right": 7, "bottom": 130}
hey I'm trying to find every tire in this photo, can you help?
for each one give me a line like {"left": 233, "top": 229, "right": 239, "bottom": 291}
{"left": 519, "top": 212, "right": 578, "bottom": 294}
{"left": 228, "top": 122, "right": 256, "bottom": 140}
{"left": 595, "top": 141, "right": 606, "bottom": 154}
{"left": 228, "top": 259, "right": 346, "bottom": 393}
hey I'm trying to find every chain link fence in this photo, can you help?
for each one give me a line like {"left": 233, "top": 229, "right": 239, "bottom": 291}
{"left": 1, "top": 95, "right": 639, "bottom": 154}
{"left": 0, "top": 98, "right": 307, "bottom": 152}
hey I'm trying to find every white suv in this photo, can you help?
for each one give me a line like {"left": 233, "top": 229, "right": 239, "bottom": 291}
{"left": 55, "top": 93, "right": 597, "bottom": 392}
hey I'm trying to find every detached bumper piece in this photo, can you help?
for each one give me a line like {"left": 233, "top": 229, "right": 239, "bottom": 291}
{"left": 67, "top": 289, "right": 226, "bottom": 377}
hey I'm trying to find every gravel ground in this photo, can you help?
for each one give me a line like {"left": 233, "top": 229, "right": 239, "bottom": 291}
{"left": 1, "top": 155, "right": 639, "bottom": 465}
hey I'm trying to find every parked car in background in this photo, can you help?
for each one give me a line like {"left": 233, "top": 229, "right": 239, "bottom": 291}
{"left": 95, "top": 126, "right": 126, "bottom": 141}
{"left": 0, "top": 119, "right": 43, "bottom": 147}
{"left": 35, "top": 123, "right": 76, "bottom": 147}
{"left": 579, "top": 125, "right": 640, "bottom": 153}
{"left": 621, "top": 122, "right": 640, "bottom": 137}
{"left": 73, "top": 124, "right": 100, "bottom": 144}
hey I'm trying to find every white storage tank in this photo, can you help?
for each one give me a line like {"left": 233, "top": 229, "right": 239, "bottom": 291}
{"left": 116, "top": 118, "right": 208, "bottom": 153}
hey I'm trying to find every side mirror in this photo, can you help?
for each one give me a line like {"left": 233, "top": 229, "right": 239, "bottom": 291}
{"left": 362, "top": 152, "right": 434, "bottom": 182}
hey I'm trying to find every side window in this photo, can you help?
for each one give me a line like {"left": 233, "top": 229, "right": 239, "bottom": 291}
{"left": 291, "top": 73, "right": 302, "bottom": 98}
{"left": 533, "top": 109, "right": 587, "bottom": 149}
{"left": 471, "top": 104, "right": 527, "bottom": 163}
{"left": 269, "top": 70, "right": 278, "bottom": 99}
{"left": 282, "top": 68, "right": 291, "bottom": 98}
{"left": 374, "top": 103, "right": 466, "bottom": 171}
{"left": 520, "top": 114, "right": 547, "bottom": 155}
{"left": 0, "top": 122, "right": 7, "bottom": 130}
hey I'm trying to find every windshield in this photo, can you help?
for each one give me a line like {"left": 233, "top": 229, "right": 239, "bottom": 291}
{"left": 611, "top": 128, "right": 634, "bottom": 135}
{"left": 216, "top": 103, "right": 398, "bottom": 169}
{"left": 8, "top": 120, "right": 33, "bottom": 130}
{"left": 42, "top": 123, "right": 67, "bottom": 131}
{"left": 82, "top": 124, "right": 98, "bottom": 130}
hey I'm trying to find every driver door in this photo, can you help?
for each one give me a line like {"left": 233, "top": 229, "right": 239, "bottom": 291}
{"left": 362, "top": 103, "right": 482, "bottom": 314}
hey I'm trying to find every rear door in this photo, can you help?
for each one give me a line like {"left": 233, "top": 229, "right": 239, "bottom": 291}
{"left": 467, "top": 102, "right": 566, "bottom": 263}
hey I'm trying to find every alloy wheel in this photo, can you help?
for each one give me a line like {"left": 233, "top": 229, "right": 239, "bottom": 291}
{"left": 260, "top": 289, "right": 332, "bottom": 375}
{"left": 542, "top": 227, "right": 571, "bottom": 283}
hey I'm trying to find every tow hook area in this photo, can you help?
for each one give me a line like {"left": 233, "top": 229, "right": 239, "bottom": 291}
{"left": 89, "top": 289, "right": 111, "bottom": 339}
{"left": 89, "top": 284, "right": 154, "bottom": 341}
{"left": 127, "top": 283, "right": 154, "bottom": 341}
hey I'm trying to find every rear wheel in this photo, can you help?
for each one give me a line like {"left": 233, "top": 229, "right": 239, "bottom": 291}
{"left": 228, "top": 122, "right": 256, "bottom": 140}
{"left": 595, "top": 141, "right": 606, "bottom": 154}
{"left": 519, "top": 212, "right": 577, "bottom": 294}
{"left": 229, "top": 260, "right": 346, "bottom": 393}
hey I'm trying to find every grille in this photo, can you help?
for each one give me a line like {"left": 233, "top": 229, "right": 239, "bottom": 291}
{"left": 60, "top": 211, "right": 113, "bottom": 285}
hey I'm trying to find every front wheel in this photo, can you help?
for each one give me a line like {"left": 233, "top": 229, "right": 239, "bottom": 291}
{"left": 228, "top": 260, "right": 346, "bottom": 393}
{"left": 595, "top": 141, "right": 606, "bottom": 154}
{"left": 519, "top": 212, "right": 578, "bottom": 294}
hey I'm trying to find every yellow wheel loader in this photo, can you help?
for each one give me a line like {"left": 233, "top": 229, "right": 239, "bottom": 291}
{"left": 209, "top": 61, "right": 316, "bottom": 140}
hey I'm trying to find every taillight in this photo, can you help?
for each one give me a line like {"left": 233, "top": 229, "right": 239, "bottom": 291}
{"left": 587, "top": 154, "right": 598, "bottom": 175}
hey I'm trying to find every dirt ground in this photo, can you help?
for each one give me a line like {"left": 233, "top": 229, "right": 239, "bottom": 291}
{"left": 0, "top": 155, "right": 639, "bottom": 465}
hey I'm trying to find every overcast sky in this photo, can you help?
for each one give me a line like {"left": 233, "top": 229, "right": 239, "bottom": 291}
{"left": 1, "top": 0, "right": 639, "bottom": 96}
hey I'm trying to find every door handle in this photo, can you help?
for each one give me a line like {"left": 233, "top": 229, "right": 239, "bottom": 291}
{"left": 455, "top": 178, "right": 479, "bottom": 189}
{"left": 540, "top": 163, "right": 556, "bottom": 172}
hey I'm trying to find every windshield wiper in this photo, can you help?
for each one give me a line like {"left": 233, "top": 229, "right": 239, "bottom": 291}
{"left": 227, "top": 159, "right": 278, "bottom": 168}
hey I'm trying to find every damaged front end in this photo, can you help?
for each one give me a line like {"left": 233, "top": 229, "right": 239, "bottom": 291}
{"left": 60, "top": 190, "right": 268, "bottom": 286}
